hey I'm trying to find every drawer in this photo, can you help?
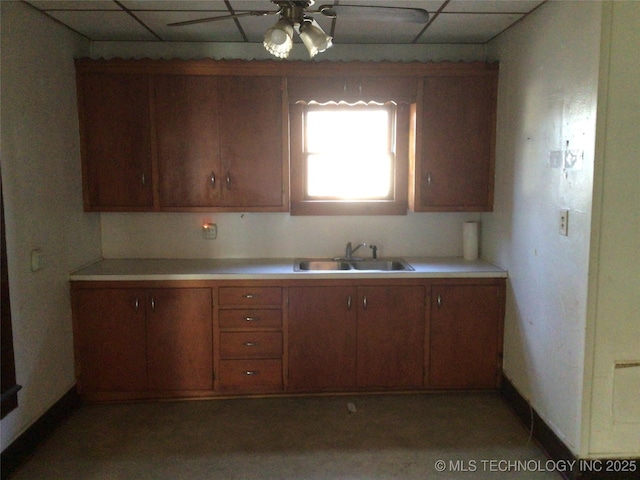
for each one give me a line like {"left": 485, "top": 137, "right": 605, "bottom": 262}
{"left": 219, "top": 332, "right": 283, "bottom": 359}
{"left": 219, "top": 309, "right": 282, "bottom": 329}
{"left": 218, "top": 287, "right": 282, "bottom": 307}
{"left": 218, "top": 359, "right": 283, "bottom": 390}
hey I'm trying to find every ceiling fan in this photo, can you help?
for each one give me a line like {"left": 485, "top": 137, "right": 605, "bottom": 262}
{"left": 168, "top": 1, "right": 429, "bottom": 59}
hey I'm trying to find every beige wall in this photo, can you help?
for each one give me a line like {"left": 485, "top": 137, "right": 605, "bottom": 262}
{"left": 483, "top": 1, "right": 601, "bottom": 454}
{"left": 583, "top": 1, "right": 640, "bottom": 457}
{"left": 0, "top": 1, "right": 101, "bottom": 451}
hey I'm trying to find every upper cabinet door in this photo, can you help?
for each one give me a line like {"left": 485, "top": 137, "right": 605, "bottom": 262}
{"left": 218, "top": 76, "right": 286, "bottom": 209}
{"left": 411, "top": 73, "right": 497, "bottom": 211}
{"left": 154, "top": 75, "right": 222, "bottom": 208}
{"left": 78, "top": 73, "right": 153, "bottom": 211}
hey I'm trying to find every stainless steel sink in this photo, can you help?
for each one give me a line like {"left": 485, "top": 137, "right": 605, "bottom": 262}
{"left": 294, "top": 258, "right": 413, "bottom": 272}
{"left": 295, "top": 260, "right": 352, "bottom": 271}
{"left": 350, "top": 260, "right": 414, "bottom": 271}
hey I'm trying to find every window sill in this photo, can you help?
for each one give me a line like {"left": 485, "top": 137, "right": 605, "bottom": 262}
{"left": 290, "top": 200, "right": 408, "bottom": 216}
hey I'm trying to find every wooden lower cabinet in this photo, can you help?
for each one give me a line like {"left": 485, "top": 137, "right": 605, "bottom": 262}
{"left": 74, "top": 288, "right": 147, "bottom": 392}
{"left": 72, "top": 277, "right": 505, "bottom": 401}
{"left": 428, "top": 283, "right": 504, "bottom": 388}
{"left": 287, "top": 283, "right": 425, "bottom": 391}
{"left": 146, "top": 288, "right": 213, "bottom": 391}
{"left": 216, "top": 284, "right": 284, "bottom": 393}
{"left": 288, "top": 286, "right": 357, "bottom": 390}
{"left": 73, "top": 285, "right": 213, "bottom": 398}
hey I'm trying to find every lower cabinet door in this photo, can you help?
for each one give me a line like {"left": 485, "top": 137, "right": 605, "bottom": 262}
{"left": 356, "top": 286, "right": 425, "bottom": 388}
{"left": 75, "top": 288, "right": 147, "bottom": 392}
{"left": 429, "top": 285, "right": 501, "bottom": 388}
{"left": 218, "top": 359, "right": 283, "bottom": 392}
{"left": 288, "top": 286, "right": 357, "bottom": 391}
{"left": 146, "top": 288, "right": 213, "bottom": 391}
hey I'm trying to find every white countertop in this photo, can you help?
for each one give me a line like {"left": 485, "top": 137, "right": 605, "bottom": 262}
{"left": 69, "top": 257, "right": 507, "bottom": 281}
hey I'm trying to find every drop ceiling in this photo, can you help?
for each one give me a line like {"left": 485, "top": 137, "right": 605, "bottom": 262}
{"left": 25, "top": 0, "right": 545, "bottom": 46}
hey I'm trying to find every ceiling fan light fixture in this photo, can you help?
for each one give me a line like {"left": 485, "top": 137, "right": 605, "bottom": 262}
{"left": 299, "top": 19, "right": 333, "bottom": 59}
{"left": 263, "top": 17, "right": 294, "bottom": 59}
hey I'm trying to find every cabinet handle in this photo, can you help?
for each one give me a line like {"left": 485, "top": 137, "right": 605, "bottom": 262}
{"left": 243, "top": 293, "right": 255, "bottom": 299}
{"left": 245, "top": 370, "right": 259, "bottom": 376}
{"left": 210, "top": 172, "right": 216, "bottom": 187}
{"left": 437, "top": 294, "right": 442, "bottom": 309}
{"left": 347, "top": 295, "right": 352, "bottom": 310}
{"left": 141, "top": 173, "right": 146, "bottom": 186}
{"left": 244, "top": 316, "right": 257, "bottom": 322}
{"left": 226, "top": 173, "right": 231, "bottom": 186}
{"left": 363, "top": 296, "right": 368, "bottom": 310}
{"left": 243, "top": 342, "right": 258, "bottom": 347}
{"left": 427, "top": 173, "right": 432, "bottom": 187}
{"left": 134, "top": 298, "right": 139, "bottom": 311}
{"left": 150, "top": 297, "right": 156, "bottom": 312}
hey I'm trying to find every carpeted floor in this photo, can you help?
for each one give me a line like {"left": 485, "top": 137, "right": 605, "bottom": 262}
{"left": 10, "top": 392, "right": 561, "bottom": 479}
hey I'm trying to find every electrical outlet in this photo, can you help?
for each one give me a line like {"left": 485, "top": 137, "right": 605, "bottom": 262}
{"left": 202, "top": 223, "right": 217, "bottom": 239}
{"left": 559, "top": 209, "right": 569, "bottom": 236}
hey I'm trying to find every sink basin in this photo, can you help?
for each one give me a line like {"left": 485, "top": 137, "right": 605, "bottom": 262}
{"left": 294, "top": 258, "right": 413, "bottom": 272}
{"left": 295, "top": 260, "right": 351, "bottom": 271}
{"left": 350, "top": 260, "right": 414, "bottom": 271}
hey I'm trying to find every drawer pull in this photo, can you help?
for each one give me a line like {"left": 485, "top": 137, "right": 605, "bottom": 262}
{"left": 243, "top": 342, "right": 259, "bottom": 347}
{"left": 244, "top": 294, "right": 255, "bottom": 299}
{"left": 244, "top": 317, "right": 257, "bottom": 322}
{"left": 245, "top": 370, "right": 259, "bottom": 376}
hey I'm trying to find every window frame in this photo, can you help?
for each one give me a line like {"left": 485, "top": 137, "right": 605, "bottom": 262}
{"left": 290, "top": 101, "right": 410, "bottom": 216}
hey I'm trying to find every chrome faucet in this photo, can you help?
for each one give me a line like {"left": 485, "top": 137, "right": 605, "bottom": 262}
{"left": 345, "top": 242, "right": 367, "bottom": 259}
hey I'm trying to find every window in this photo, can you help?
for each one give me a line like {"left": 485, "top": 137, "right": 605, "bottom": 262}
{"left": 290, "top": 101, "right": 410, "bottom": 215}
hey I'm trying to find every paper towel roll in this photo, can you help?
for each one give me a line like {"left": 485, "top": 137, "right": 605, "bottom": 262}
{"left": 463, "top": 221, "right": 479, "bottom": 261}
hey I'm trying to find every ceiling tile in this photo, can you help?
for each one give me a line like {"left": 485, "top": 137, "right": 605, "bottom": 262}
{"left": 45, "top": 10, "right": 159, "bottom": 41}
{"left": 331, "top": 16, "right": 427, "bottom": 44}
{"left": 120, "top": 1, "right": 229, "bottom": 11}
{"left": 444, "top": 0, "right": 544, "bottom": 13}
{"left": 135, "top": 11, "right": 245, "bottom": 42}
{"left": 26, "top": 1, "right": 121, "bottom": 10}
{"left": 418, "top": 12, "right": 524, "bottom": 44}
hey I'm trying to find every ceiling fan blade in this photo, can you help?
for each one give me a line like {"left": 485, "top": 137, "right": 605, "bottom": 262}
{"left": 317, "top": 4, "right": 429, "bottom": 23}
{"left": 168, "top": 10, "right": 276, "bottom": 27}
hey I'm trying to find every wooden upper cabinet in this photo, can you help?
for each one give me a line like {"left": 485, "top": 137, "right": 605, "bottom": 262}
{"left": 78, "top": 73, "right": 153, "bottom": 211}
{"left": 154, "top": 75, "right": 222, "bottom": 208}
{"left": 153, "top": 75, "right": 285, "bottom": 210}
{"left": 410, "top": 72, "right": 498, "bottom": 212}
{"left": 218, "top": 76, "right": 285, "bottom": 209}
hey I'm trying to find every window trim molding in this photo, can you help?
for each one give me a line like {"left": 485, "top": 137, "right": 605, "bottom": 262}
{"left": 289, "top": 102, "right": 410, "bottom": 216}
